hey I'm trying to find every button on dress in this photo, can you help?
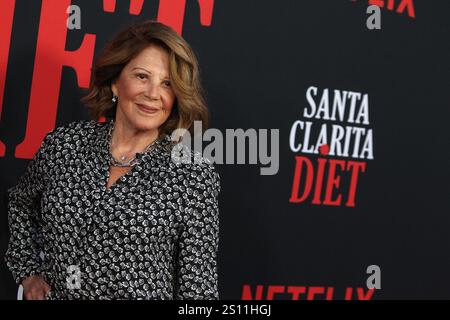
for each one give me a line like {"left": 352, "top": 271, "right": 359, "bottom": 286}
{"left": 5, "top": 120, "right": 221, "bottom": 299}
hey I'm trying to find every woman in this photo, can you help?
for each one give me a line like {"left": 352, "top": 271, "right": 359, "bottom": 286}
{"left": 5, "top": 20, "right": 220, "bottom": 300}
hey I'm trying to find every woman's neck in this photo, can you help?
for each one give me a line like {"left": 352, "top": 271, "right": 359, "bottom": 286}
{"left": 110, "top": 119, "right": 159, "bottom": 156}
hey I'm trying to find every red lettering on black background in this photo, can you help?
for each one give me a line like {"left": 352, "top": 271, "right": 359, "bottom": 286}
{"left": 289, "top": 156, "right": 366, "bottom": 208}
{"left": 14, "top": 0, "right": 95, "bottom": 159}
{"left": 0, "top": 0, "right": 16, "bottom": 157}
{"left": 0, "top": 0, "right": 215, "bottom": 159}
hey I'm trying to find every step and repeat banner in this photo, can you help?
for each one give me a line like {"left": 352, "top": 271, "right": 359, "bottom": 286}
{"left": 1, "top": 0, "right": 449, "bottom": 299}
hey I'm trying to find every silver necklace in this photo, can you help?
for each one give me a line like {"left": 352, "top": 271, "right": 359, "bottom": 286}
{"left": 108, "top": 122, "right": 158, "bottom": 167}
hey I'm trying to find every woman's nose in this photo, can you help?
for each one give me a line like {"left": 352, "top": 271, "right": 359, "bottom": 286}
{"left": 145, "top": 82, "right": 160, "bottom": 100}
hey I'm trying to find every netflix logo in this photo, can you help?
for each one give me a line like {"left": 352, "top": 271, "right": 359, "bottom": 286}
{"left": 242, "top": 284, "right": 375, "bottom": 300}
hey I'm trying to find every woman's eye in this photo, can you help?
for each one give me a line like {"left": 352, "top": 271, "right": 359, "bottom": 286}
{"left": 137, "top": 74, "right": 147, "bottom": 80}
{"left": 163, "top": 81, "right": 171, "bottom": 87}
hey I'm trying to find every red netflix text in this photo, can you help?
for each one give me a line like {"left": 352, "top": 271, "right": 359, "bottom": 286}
{"left": 242, "top": 284, "right": 375, "bottom": 300}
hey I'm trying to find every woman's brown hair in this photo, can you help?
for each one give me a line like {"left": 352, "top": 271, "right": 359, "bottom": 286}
{"left": 81, "top": 20, "right": 208, "bottom": 137}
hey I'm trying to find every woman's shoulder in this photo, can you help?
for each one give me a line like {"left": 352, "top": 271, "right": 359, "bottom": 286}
{"left": 166, "top": 143, "right": 221, "bottom": 191}
{"left": 43, "top": 119, "right": 107, "bottom": 144}
{"left": 47, "top": 119, "right": 105, "bottom": 137}
{"left": 39, "top": 120, "right": 108, "bottom": 153}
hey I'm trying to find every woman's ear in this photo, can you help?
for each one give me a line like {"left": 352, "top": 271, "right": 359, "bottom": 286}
{"left": 111, "top": 82, "right": 118, "bottom": 96}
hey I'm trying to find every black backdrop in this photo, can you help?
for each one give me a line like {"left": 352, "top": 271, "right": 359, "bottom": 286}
{"left": 1, "top": 0, "right": 449, "bottom": 299}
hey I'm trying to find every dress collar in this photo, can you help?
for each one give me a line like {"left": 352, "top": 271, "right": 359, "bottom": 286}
{"left": 92, "top": 119, "right": 175, "bottom": 165}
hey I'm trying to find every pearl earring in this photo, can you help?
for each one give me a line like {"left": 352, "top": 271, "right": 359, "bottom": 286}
{"left": 112, "top": 95, "right": 118, "bottom": 103}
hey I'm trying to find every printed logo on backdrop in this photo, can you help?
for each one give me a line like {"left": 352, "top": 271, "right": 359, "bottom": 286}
{"left": 352, "top": 0, "right": 416, "bottom": 19}
{"left": 289, "top": 86, "right": 374, "bottom": 208}
{"left": 241, "top": 265, "right": 381, "bottom": 300}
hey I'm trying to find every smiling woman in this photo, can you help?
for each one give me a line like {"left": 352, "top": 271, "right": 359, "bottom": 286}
{"left": 111, "top": 45, "right": 177, "bottom": 132}
{"left": 5, "top": 20, "right": 220, "bottom": 300}
{"left": 82, "top": 20, "right": 209, "bottom": 136}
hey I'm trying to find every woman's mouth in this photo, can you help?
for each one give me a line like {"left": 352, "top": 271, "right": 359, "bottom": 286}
{"left": 136, "top": 103, "right": 160, "bottom": 114}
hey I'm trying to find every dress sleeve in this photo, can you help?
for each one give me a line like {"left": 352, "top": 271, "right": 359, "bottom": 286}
{"left": 4, "top": 131, "right": 54, "bottom": 285}
{"left": 175, "top": 160, "right": 221, "bottom": 300}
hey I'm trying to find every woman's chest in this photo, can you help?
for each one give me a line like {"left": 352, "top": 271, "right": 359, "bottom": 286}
{"left": 106, "top": 165, "right": 132, "bottom": 190}
{"left": 39, "top": 160, "right": 183, "bottom": 242}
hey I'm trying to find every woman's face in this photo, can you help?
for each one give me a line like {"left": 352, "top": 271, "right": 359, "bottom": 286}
{"left": 111, "top": 45, "right": 176, "bottom": 133}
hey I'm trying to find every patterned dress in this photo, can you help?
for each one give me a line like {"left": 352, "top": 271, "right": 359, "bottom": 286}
{"left": 5, "top": 120, "right": 221, "bottom": 299}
